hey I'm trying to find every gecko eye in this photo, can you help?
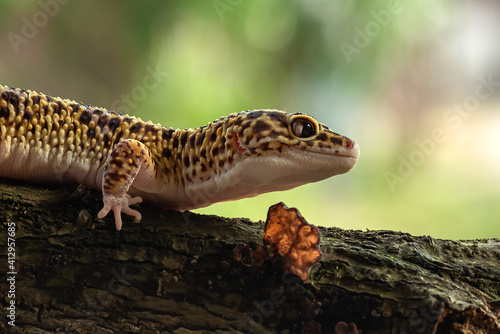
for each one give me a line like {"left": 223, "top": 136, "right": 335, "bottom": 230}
{"left": 290, "top": 117, "right": 317, "bottom": 139}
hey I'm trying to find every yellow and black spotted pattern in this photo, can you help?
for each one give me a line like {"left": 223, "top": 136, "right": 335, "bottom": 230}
{"left": 0, "top": 85, "right": 354, "bottom": 187}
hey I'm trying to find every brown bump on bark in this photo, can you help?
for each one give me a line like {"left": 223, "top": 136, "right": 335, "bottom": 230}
{"left": 263, "top": 202, "right": 322, "bottom": 282}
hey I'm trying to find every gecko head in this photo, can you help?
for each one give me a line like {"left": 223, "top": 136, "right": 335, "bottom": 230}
{"left": 177, "top": 109, "right": 359, "bottom": 210}
{"left": 223, "top": 109, "right": 360, "bottom": 193}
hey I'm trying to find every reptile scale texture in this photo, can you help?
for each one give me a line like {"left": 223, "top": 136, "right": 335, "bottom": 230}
{"left": 0, "top": 85, "right": 360, "bottom": 230}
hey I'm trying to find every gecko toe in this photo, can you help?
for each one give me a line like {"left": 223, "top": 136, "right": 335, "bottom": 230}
{"left": 97, "top": 204, "right": 112, "bottom": 219}
{"left": 122, "top": 206, "right": 142, "bottom": 223}
{"left": 112, "top": 208, "right": 123, "bottom": 231}
{"left": 127, "top": 196, "right": 143, "bottom": 206}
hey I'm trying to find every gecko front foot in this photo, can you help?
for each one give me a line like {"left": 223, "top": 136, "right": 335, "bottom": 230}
{"left": 98, "top": 195, "right": 143, "bottom": 231}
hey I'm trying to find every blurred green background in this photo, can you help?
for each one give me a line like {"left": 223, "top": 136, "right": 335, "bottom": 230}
{"left": 1, "top": 0, "right": 499, "bottom": 239}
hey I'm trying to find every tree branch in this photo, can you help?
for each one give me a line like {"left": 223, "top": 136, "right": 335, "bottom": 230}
{"left": 1, "top": 179, "right": 499, "bottom": 333}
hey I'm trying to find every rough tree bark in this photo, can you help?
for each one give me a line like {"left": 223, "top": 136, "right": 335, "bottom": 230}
{"left": 0, "top": 179, "right": 499, "bottom": 334}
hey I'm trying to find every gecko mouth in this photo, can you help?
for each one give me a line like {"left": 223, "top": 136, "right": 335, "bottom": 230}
{"left": 315, "top": 149, "right": 359, "bottom": 159}
{"left": 234, "top": 133, "right": 360, "bottom": 160}
{"left": 299, "top": 144, "right": 360, "bottom": 161}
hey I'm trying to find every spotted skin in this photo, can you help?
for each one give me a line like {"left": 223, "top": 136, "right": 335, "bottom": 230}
{"left": 98, "top": 139, "right": 152, "bottom": 230}
{"left": 0, "top": 85, "right": 360, "bottom": 230}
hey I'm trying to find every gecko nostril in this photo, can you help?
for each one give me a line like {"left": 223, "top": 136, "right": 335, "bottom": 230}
{"left": 344, "top": 138, "right": 356, "bottom": 149}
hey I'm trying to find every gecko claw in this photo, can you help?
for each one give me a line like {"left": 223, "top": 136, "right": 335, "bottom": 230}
{"left": 98, "top": 195, "right": 143, "bottom": 230}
